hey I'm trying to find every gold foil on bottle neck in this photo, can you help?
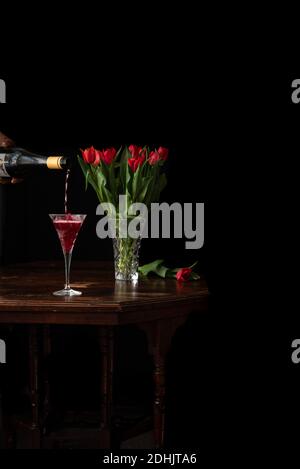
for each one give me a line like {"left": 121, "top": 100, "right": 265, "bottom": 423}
{"left": 47, "top": 156, "right": 63, "bottom": 170}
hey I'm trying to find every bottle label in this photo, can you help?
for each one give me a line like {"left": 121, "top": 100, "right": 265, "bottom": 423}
{"left": 0, "top": 153, "right": 9, "bottom": 177}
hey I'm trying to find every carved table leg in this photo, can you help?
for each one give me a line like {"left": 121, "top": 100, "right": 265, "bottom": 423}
{"left": 28, "top": 325, "right": 40, "bottom": 448}
{"left": 139, "top": 317, "right": 187, "bottom": 448}
{"left": 99, "top": 327, "right": 114, "bottom": 448}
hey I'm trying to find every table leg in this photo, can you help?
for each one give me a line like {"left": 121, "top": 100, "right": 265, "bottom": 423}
{"left": 99, "top": 327, "right": 114, "bottom": 448}
{"left": 28, "top": 325, "right": 40, "bottom": 448}
{"left": 139, "top": 318, "right": 186, "bottom": 448}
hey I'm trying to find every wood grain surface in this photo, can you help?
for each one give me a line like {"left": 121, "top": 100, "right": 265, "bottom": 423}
{"left": 0, "top": 261, "right": 209, "bottom": 325}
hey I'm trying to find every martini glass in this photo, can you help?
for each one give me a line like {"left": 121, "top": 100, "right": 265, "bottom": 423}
{"left": 49, "top": 214, "right": 86, "bottom": 296}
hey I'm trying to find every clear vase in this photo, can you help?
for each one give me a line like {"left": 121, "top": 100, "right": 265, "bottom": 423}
{"left": 112, "top": 236, "right": 142, "bottom": 281}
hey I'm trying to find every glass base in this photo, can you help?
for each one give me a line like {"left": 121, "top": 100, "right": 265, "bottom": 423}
{"left": 115, "top": 272, "right": 139, "bottom": 281}
{"left": 53, "top": 288, "right": 82, "bottom": 297}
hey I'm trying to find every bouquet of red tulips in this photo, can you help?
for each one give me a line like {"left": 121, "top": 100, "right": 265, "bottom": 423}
{"left": 78, "top": 144, "right": 168, "bottom": 211}
{"left": 78, "top": 144, "right": 169, "bottom": 281}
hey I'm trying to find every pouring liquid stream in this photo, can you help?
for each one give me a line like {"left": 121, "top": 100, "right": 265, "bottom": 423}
{"left": 64, "top": 169, "right": 70, "bottom": 214}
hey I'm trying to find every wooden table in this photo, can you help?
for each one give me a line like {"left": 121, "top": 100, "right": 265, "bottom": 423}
{"left": 0, "top": 261, "right": 209, "bottom": 448}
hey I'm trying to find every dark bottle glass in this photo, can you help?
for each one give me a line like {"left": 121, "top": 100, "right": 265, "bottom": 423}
{"left": 0, "top": 147, "right": 70, "bottom": 178}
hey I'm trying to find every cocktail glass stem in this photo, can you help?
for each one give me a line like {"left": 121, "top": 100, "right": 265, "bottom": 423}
{"left": 64, "top": 251, "right": 72, "bottom": 290}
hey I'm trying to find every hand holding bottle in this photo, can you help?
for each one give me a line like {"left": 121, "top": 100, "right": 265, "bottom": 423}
{"left": 0, "top": 176, "right": 23, "bottom": 184}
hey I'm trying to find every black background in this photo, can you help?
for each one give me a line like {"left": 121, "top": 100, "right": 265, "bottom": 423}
{"left": 0, "top": 14, "right": 298, "bottom": 461}
{"left": 3, "top": 66, "right": 292, "bottom": 463}
{"left": 3, "top": 62, "right": 294, "bottom": 464}
{"left": 0, "top": 74, "right": 216, "bottom": 280}
{"left": 0, "top": 70, "right": 227, "bottom": 455}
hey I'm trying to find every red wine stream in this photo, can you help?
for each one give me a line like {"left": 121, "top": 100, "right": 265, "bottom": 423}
{"left": 64, "top": 169, "right": 70, "bottom": 214}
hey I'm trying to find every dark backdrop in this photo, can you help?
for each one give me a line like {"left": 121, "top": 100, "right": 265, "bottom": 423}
{"left": 0, "top": 76, "right": 222, "bottom": 450}
{"left": 0, "top": 133, "right": 210, "bottom": 278}
{"left": 0, "top": 107, "right": 214, "bottom": 282}
{"left": 0, "top": 62, "right": 295, "bottom": 460}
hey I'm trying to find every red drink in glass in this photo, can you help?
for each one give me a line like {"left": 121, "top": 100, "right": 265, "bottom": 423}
{"left": 50, "top": 214, "right": 86, "bottom": 296}
{"left": 53, "top": 217, "right": 83, "bottom": 253}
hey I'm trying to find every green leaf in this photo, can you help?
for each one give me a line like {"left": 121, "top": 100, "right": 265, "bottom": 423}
{"left": 78, "top": 155, "right": 88, "bottom": 177}
{"left": 100, "top": 162, "right": 109, "bottom": 185}
{"left": 120, "top": 146, "right": 131, "bottom": 193}
{"left": 168, "top": 268, "right": 181, "bottom": 274}
{"left": 132, "top": 163, "right": 142, "bottom": 202}
{"left": 139, "top": 259, "right": 200, "bottom": 281}
{"left": 165, "top": 269, "right": 177, "bottom": 278}
{"left": 155, "top": 264, "right": 169, "bottom": 278}
{"left": 102, "top": 163, "right": 117, "bottom": 205}
{"left": 151, "top": 172, "right": 167, "bottom": 202}
{"left": 87, "top": 166, "right": 100, "bottom": 192}
{"left": 139, "top": 176, "right": 153, "bottom": 203}
{"left": 96, "top": 169, "right": 113, "bottom": 204}
{"left": 115, "top": 177, "right": 120, "bottom": 193}
{"left": 145, "top": 165, "right": 159, "bottom": 205}
{"left": 96, "top": 167, "right": 106, "bottom": 187}
{"left": 138, "top": 259, "right": 165, "bottom": 277}
{"left": 85, "top": 169, "right": 90, "bottom": 191}
{"left": 95, "top": 168, "right": 106, "bottom": 200}
{"left": 190, "top": 272, "right": 200, "bottom": 280}
{"left": 158, "top": 173, "right": 167, "bottom": 195}
{"left": 78, "top": 156, "right": 97, "bottom": 193}
{"left": 104, "top": 187, "right": 114, "bottom": 205}
{"left": 115, "top": 145, "right": 123, "bottom": 161}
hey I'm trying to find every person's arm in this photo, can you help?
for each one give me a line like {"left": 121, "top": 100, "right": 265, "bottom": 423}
{"left": 0, "top": 177, "right": 22, "bottom": 184}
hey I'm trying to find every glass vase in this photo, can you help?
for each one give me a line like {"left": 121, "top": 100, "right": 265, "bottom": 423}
{"left": 112, "top": 236, "right": 142, "bottom": 281}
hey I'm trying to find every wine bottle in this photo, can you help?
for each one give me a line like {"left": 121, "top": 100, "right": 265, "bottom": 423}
{"left": 0, "top": 147, "right": 70, "bottom": 178}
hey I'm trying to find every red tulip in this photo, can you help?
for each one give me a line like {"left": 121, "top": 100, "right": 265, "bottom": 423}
{"left": 128, "top": 144, "right": 143, "bottom": 159}
{"left": 81, "top": 146, "right": 97, "bottom": 164}
{"left": 176, "top": 268, "right": 192, "bottom": 282}
{"left": 128, "top": 157, "right": 144, "bottom": 172}
{"left": 93, "top": 149, "right": 102, "bottom": 166}
{"left": 148, "top": 147, "right": 169, "bottom": 165}
{"left": 128, "top": 145, "right": 146, "bottom": 172}
{"left": 157, "top": 146, "right": 169, "bottom": 161}
{"left": 128, "top": 158, "right": 138, "bottom": 172}
{"left": 140, "top": 148, "right": 147, "bottom": 160}
{"left": 148, "top": 150, "right": 160, "bottom": 166}
{"left": 102, "top": 147, "right": 117, "bottom": 165}
{"left": 80, "top": 146, "right": 102, "bottom": 166}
